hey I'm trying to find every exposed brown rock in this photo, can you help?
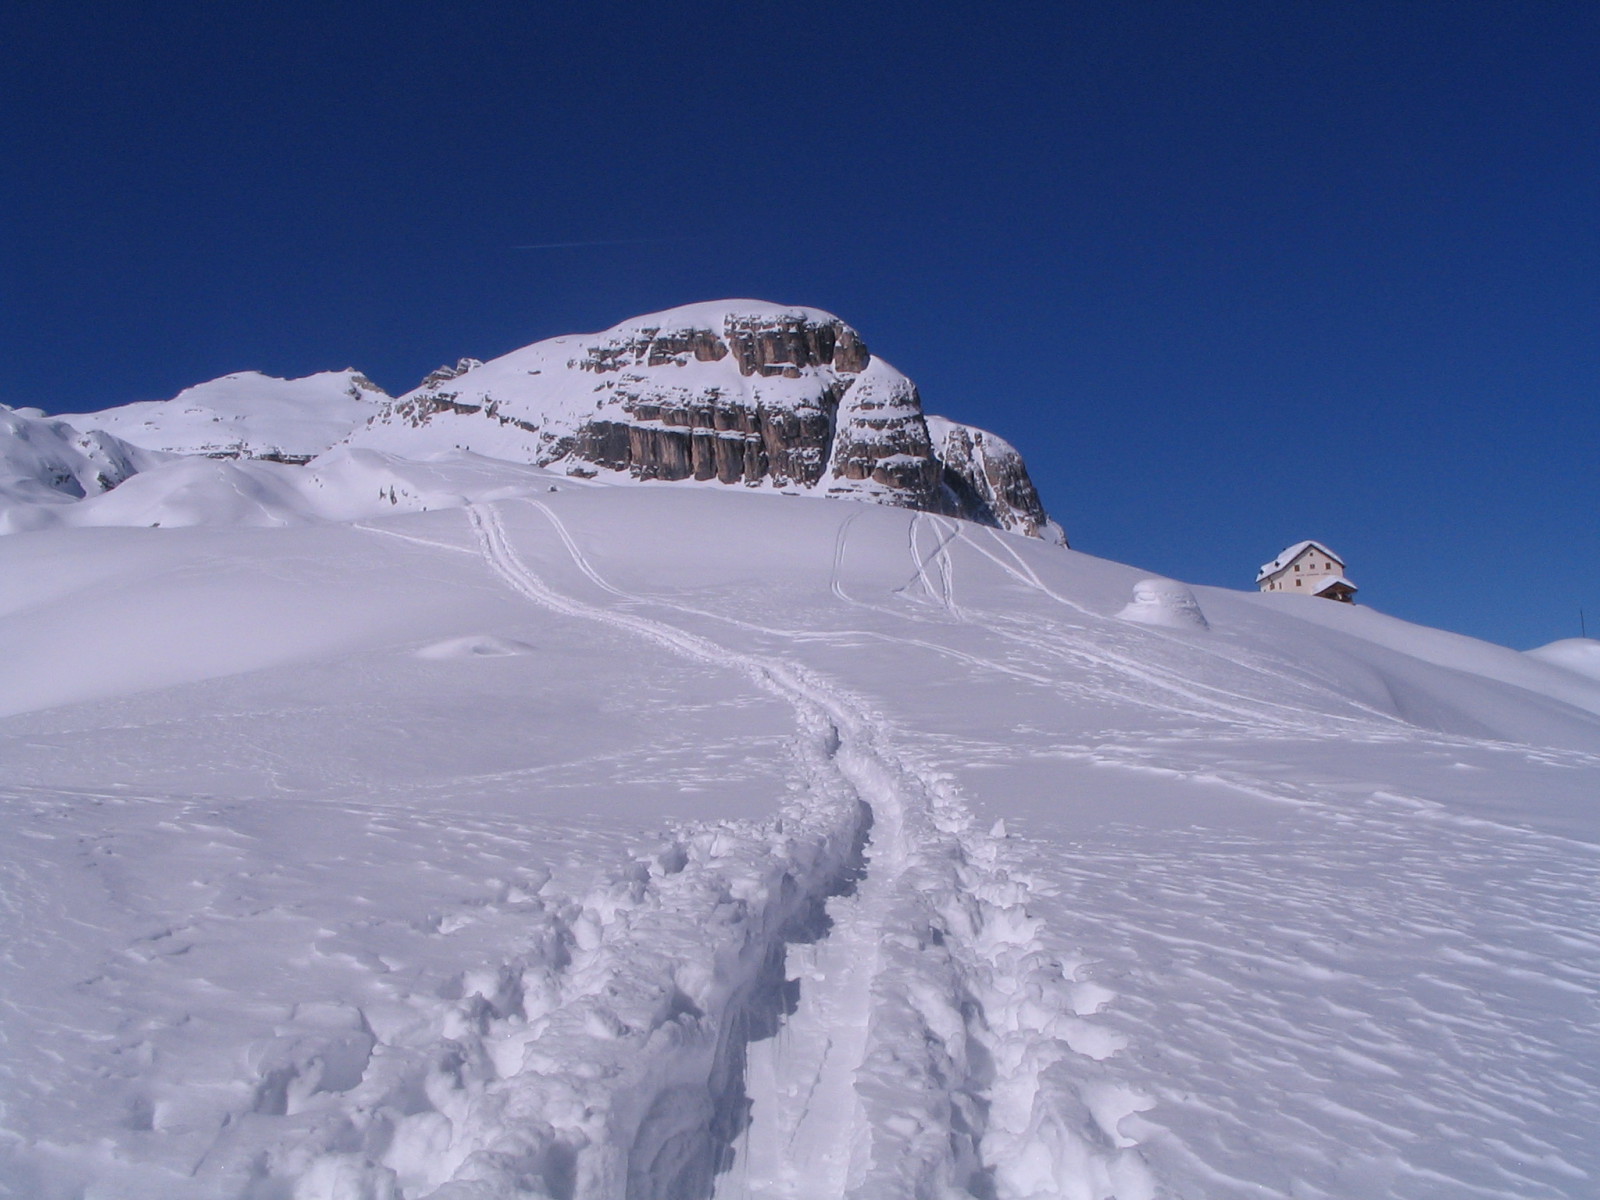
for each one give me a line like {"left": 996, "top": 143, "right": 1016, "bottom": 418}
{"left": 929, "top": 417, "right": 1063, "bottom": 543}
{"left": 417, "top": 358, "right": 484, "bottom": 390}
{"left": 827, "top": 364, "right": 943, "bottom": 506}
{"left": 354, "top": 301, "right": 1064, "bottom": 541}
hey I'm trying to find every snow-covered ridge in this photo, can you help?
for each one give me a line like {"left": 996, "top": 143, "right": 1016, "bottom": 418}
{"left": 60, "top": 368, "right": 390, "bottom": 464}
{"left": 1527, "top": 637, "right": 1600, "bottom": 681}
{"left": 0, "top": 404, "right": 168, "bottom": 532}
{"left": 10, "top": 302, "right": 1064, "bottom": 542}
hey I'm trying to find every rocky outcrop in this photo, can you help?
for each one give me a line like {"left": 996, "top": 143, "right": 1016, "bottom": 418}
{"left": 926, "top": 416, "right": 1063, "bottom": 543}
{"left": 417, "top": 359, "right": 484, "bottom": 390}
{"left": 827, "top": 360, "right": 943, "bottom": 501}
{"left": 350, "top": 300, "right": 1064, "bottom": 541}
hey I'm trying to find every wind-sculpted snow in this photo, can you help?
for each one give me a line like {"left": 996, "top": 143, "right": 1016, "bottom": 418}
{"left": 0, "top": 404, "right": 168, "bottom": 531}
{"left": 2, "top": 485, "right": 1599, "bottom": 1198}
{"left": 1527, "top": 637, "right": 1600, "bottom": 682}
{"left": 0, "top": 446, "right": 566, "bottom": 532}
{"left": 1115, "top": 577, "right": 1210, "bottom": 630}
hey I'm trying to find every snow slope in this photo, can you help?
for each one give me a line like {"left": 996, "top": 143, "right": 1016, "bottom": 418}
{"left": 60, "top": 370, "right": 391, "bottom": 463}
{"left": 1528, "top": 637, "right": 1600, "bottom": 682}
{"left": 0, "top": 405, "right": 167, "bottom": 532}
{"left": 4, "top": 446, "right": 572, "bottom": 534}
{"left": 2, "top": 482, "right": 1598, "bottom": 1200}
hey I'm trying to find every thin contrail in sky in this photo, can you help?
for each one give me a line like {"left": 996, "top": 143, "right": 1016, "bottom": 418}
{"left": 513, "top": 238, "right": 662, "bottom": 250}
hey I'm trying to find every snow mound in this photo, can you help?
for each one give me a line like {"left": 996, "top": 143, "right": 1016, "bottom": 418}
{"left": 1526, "top": 637, "right": 1600, "bottom": 681}
{"left": 61, "top": 369, "right": 390, "bottom": 463}
{"left": 0, "top": 404, "right": 167, "bottom": 532}
{"left": 1116, "top": 577, "right": 1210, "bottom": 629}
{"left": 415, "top": 634, "right": 535, "bottom": 659}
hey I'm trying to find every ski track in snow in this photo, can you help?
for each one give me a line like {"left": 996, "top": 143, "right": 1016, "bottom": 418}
{"left": 9, "top": 491, "right": 1599, "bottom": 1199}
{"left": 454, "top": 500, "right": 1154, "bottom": 1200}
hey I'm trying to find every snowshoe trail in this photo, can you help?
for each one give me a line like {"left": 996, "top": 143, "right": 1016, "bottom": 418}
{"left": 464, "top": 501, "right": 1153, "bottom": 1199}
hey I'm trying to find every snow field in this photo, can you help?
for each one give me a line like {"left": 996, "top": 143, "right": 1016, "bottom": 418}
{"left": 1002, "top": 762, "right": 1600, "bottom": 1199}
{"left": 4, "top": 482, "right": 1600, "bottom": 1198}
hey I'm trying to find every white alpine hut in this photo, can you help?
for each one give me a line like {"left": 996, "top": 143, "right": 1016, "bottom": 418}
{"left": 1257, "top": 540, "right": 1356, "bottom": 603}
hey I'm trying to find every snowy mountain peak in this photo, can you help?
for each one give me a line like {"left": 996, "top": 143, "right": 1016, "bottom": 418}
{"left": 350, "top": 300, "right": 1063, "bottom": 541}
{"left": 417, "top": 358, "right": 486, "bottom": 390}
{"left": 2, "top": 302, "right": 1063, "bottom": 541}
{"left": 568, "top": 300, "right": 871, "bottom": 379}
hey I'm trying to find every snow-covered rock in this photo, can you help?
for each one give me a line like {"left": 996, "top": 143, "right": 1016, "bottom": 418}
{"left": 926, "top": 415, "right": 1063, "bottom": 542}
{"left": 0, "top": 404, "right": 166, "bottom": 532}
{"left": 349, "top": 300, "right": 1062, "bottom": 539}
{"left": 62, "top": 369, "right": 391, "bottom": 464}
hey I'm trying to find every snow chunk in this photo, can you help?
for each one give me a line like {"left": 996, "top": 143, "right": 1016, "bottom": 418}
{"left": 1116, "top": 577, "right": 1210, "bottom": 629}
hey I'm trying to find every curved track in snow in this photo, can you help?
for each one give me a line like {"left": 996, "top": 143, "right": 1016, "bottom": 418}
{"left": 9, "top": 489, "right": 1599, "bottom": 1199}
{"left": 460, "top": 501, "right": 1154, "bottom": 1199}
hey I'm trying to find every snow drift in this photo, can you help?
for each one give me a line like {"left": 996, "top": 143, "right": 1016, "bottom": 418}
{"left": 0, "top": 404, "right": 168, "bottom": 532}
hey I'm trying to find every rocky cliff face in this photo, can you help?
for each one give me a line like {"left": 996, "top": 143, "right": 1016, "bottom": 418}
{"left": 349, "top": 300, "right": 1065, "bottom": 542}
{"left": 926, "top": 416, "right": 1062, "bottom": 542}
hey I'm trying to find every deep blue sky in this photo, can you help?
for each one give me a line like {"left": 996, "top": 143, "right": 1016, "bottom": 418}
{"left": 5, "top": 1, "right": 1596, "bottom": 649}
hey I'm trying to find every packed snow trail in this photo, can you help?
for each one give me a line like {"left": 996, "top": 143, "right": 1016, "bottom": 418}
{"left": 465, "top": 501, "right": 1154, "bottom": 1199}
